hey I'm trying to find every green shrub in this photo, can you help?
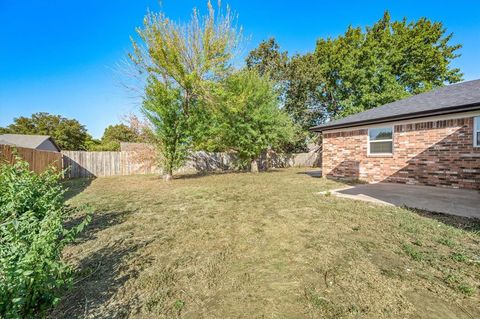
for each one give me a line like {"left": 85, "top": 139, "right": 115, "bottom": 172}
{"left": 0, "top": 159, "right": 91, "bottom": 318}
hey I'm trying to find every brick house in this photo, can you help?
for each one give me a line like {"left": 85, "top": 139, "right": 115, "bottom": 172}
{"left": 310, "top": 80, "right": 480, "bottom": 190}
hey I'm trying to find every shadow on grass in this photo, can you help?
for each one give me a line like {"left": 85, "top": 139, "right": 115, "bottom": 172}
{"left": 297, "top": 170, "right": 369, "bottom": 187}
{"left": 52, "top": 241, "right": 153, "bottom": 318}
{"left": 63, "top": 178, "right": 95, "bottom": 201}
{"left": 175, "top": 168, "right": 283, "bottom": 180}
{"left": 407, "top": 207, "right": 480, "bottom": 233}
{"left": 66, "top": 210, "right": 133, "bottom": 244}
{"left": 52, "top": 209, "right": 153, "bottom": 318}
{"left": 296, "top": 170, "right": 322, "bottom": 178}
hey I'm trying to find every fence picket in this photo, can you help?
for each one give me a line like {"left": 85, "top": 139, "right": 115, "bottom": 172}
{"left": 2, "top": 145, "right": 321, "bottom": 179}
{"left": 0, "top": 144, "right": 62, "bottom": 173}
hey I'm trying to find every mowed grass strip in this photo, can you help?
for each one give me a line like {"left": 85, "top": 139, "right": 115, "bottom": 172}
{"left": 52, "top": 168, "right": 480, "bottom": 319}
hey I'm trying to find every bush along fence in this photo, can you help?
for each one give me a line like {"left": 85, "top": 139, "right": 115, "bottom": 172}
{"left": 0, "top": 155, "right": 91, "bottom": 319}
{"left": 1, "top": 143, "right": 321, "bottom": 178}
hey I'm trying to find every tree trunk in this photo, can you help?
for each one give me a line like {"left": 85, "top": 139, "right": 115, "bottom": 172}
{"left": 250, "top": 158, "right": 259, "bottom": 173}
{"left": 163, "top": 168, "right": 173, "bottom": 181}
{"left": 265, "top": 149, "right": 271, "bottom": 171}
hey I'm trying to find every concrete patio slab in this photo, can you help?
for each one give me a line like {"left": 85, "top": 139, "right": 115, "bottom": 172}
{"left": 322, "top": 183, "right": 480, "bottom": 218}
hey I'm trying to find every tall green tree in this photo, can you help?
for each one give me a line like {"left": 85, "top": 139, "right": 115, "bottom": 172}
{"left": 279, "top": 12, "right": 462, "bottom": 131}
{"left": 1, "top": 112, "right": 89, "bottom": 150}
{"left": 311, "top": 12, "right": 462, "bottom": 120}
{"left": 129, "top": 1, "right": 243, "bottom": 179}
{"left": 142, "top": 78, "right": 191, "bottom": 181}
{"left": 245, "top": 38, "right": 311, "bottom": 151}
{"left": 102, "top": 124, "right": 138, "bottom": 144}
{"left": 245, "top": 38, "right": 288, "bottom": 82}
{"left": 284, "top": 53, "right": 325, "bottom": 130}
{"left": 87, "top": 124, "right": 143, "bottom": 151}
{"left": 130, "top": 1, "right": 242, "bottom": 113}
{"left": 210, "top": 70, "right": 296, "bottom": 172}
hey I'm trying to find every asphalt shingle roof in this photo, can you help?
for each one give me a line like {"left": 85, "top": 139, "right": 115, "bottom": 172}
{"left": 310, "top": 79, "right": 480, "bottom": 131}
{"left": 0, "top": 134, "right": 58, "bottom": 150}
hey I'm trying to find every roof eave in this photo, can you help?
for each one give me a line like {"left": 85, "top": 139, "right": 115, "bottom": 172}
{"left": 309, "top": 102, "right": 480, "bottom": 133}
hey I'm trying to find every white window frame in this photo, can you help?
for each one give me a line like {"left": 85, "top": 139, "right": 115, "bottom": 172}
{"left": 367, "top": 126, "right": 394, "bottom": 156}
{"left": 474, "top": 116, "right": 480, "bottom": 148}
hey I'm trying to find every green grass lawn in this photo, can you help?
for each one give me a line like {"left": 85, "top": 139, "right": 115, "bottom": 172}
{"left": 52, "top": 168, "right": 479, "bottom": 319}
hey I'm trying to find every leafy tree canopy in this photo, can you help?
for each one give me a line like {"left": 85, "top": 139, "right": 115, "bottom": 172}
{"left": 87, "top": 124, "right": 145, "bottom": 151}
{"left": 130, "top": 1, "right": 244, "bottom": 179}
{"left": 207, "top": 70, "right": 297, "bottom": 171}
{"left": 130, "top": 0, "right": 242, "bottom": 115}
{"left": 246, "top": 38, "right": 288, "bottom": 82}
{"left": 102, "top": 124, "right": 139, "bottom": 144}
{"left": 0, "top": 112, "right": 89, "bottom": 150}
{"left": 142, "top": 77, "right": 192, "bottom": 180}
{"left": 248, "top": 12, "right": 462, "bottom": 131}
{"left": 309, "top": 11, "right": 462, "bottom": 120}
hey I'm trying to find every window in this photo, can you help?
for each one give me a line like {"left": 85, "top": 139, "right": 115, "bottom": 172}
{"left": 475, "top": 116, "right": 480, "bottom": 147}
{"left": 368, "top": 127, "right": 393, "bottom": 155}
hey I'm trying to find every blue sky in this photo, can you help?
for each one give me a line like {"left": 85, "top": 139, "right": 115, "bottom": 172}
{"left": 1, "top": 0, "right": 479, "bottom": 138}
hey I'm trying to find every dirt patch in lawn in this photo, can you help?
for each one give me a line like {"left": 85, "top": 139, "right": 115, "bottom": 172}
{"left": 50, "top": 168, "right": 480, "bottom": 319}
{"left": 410, "top": 208, "right": 480, "bottom": 233}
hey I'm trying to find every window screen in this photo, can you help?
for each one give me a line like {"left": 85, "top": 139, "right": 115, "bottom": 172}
{"left": 368, "top": 127, "right": 393, "bottom": 154}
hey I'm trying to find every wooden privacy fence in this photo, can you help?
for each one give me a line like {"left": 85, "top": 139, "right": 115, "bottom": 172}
{"left": 62, "top": 150, "right": 321, "bottom": 178}
{"left": 62, "top": 151, "right": 160, "bottom": 178}
{"left": 1, "top": 145, "right": 321, "bottom": 179}
{"left": 0, "top": 144, "right": 62, "bottom": 173}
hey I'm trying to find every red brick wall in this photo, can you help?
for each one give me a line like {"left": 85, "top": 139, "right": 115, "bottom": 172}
{"left": 322, "top": 116, "right": 480, "bottom": 189}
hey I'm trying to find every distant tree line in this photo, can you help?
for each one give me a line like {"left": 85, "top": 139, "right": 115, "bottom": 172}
{"left": 0, "top": 113, "right": 89, "bottom": 150}
{"left": 0, "top": 113, "right": 146, "bottom": 151}
{"left": 86, "top": 123, "right": 149, "bottom": 151}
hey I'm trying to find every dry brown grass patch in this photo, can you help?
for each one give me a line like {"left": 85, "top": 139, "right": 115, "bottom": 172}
{"left": 51, "top": 168, "right": 479, "bottom": 319}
